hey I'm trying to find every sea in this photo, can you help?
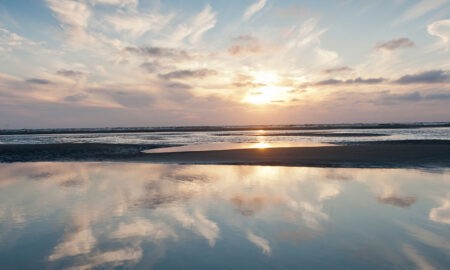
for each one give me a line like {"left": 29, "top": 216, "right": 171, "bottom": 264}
{"left": 1, "top": 123, "right": 449, "bottom": 146}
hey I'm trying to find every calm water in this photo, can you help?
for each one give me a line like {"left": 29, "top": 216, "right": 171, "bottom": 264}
{"left": 0, "top": 163, "right": 449, "bottom": 269}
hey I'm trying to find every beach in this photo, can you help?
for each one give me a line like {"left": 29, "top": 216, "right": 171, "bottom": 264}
{"left": 1, "top": 140, "right": 449, "bottom": 167}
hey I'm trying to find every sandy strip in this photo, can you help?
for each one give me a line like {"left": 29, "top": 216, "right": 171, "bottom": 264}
{"left": 141, "top": 143, "right": 450, "bottom": 167}
{"left": 1, "top": 141, "right": 449, "bottom": 167}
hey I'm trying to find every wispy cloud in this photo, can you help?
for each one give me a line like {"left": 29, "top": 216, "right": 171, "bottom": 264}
{"left": 104, "top": 11, "right": 173, "bottom": 38}
{"left": 228, "top": 35, "right": 263, "bottom": 56}
{"left": 243, "top": 0, "right": 267, "bottom": 21}
{"left": 395, "top": 0, "right": 448, "bottom": 24}
{"left": 89, "top": 0, "right": 138, "bottom": 9}
{"left": 169, "top": 4, "right": 217, "bottom": 45}
{"left": 46, "top": 0, "right": 92, "bottom": 42}
{"left": 0, "top": 28, "right": 39, "bottom": 51}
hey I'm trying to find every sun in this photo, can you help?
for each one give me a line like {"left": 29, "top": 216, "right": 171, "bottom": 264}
{"left": 243, "top": 86, "right": 287, "bottom": 104}
{"left": 242, "top": 71, "right": 291, "bottom": 105}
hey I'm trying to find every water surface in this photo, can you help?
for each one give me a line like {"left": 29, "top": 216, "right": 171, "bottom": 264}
{"left": 0, "top": 163, "right": 449, "bottom": 269}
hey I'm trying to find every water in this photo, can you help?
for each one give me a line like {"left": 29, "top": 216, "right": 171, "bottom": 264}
{"left": 0, "top": 163, "right": 449, "bottom": 269}
{"left": 0, "top": 126, "right": 449, "bottom": 145}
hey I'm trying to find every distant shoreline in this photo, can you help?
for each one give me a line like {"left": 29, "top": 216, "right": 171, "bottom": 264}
{"left": 1, "top": 122, "right": 449, "bottom": 135}
{"left": 1, "top": 140, "right": 449, "bottom": 168}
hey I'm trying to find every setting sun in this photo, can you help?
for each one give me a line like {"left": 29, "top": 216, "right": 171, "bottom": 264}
{"left": 243, "top": 85, "right": 290, "bottom": 105}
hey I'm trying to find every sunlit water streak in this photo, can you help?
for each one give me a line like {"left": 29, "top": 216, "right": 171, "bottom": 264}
{"left": 0, "top": 163, "right": 449, "bottom": 269}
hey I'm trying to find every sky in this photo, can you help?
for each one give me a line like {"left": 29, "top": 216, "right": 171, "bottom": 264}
{"left": 0, "top": 0, "right": 450, "bottom": 128}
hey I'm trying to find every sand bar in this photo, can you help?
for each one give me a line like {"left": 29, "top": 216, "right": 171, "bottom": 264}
{"left": 1, "top": 140, "right": 449, "bottom": 167}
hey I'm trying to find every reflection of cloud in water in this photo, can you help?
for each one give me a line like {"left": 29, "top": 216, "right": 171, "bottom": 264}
{"left": 0, "top": 163, "right": 449, "bottom": 269}
{"left": 49, "top": 228, "right": 96, "bottom": 261}
{"left": 324, "top": 169, "right": 354, "bottom": 181}
{"left": 111, "top": 218, "right": 177, "bottom": 240}
{"left": 231, "top": 193, "right": 280, "bottom": 216}
{"left": 402, "top": 244, "right": 436, "bottom": 270}
{"left": 247, "top": 231, "right": 271, "bottom": 256}
{"left": 59, "top": 178, "right": 85, "bottom": 187}
{"left": 66, "top": 247, "right": 143, "bottom": 270}
{"left": 429, "top": 199, "right": 450, "bottom": 225}
{"left": 170, "top": 208, "right": 220, "bottom": 247}
{"left": 49, "top": 215, "right": 96, "bottom": 261}
{"left": 377, "top": 195, "right": 417, "bottom": 208}
{"left": 401, "top": 224, "right": 450, "bottom": 254}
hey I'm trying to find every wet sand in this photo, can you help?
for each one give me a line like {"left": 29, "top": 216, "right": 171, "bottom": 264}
{"left": 1, "top": 140, "right": 449, "bottom": 167}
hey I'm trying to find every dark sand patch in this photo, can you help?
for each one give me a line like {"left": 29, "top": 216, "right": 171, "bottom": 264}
{"left": 1, "top": 140, "right": 449, "bottom": 167}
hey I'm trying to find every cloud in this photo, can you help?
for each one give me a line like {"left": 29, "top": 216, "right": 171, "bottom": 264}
{"left": 243, "top": 0, "right": 267, "bottom": 21}
{"left": 165, "top": 82, "right": 192, "bottom": 91}
{"left": 377, "top": 195, "right": 417, "bottom": 208}
{"left": 282, "top": 18, "right": 340, "bottom": 66}
{"left": 395, "top": 0, "right": 447, "bottom": 24}
{"left": 378, "top": 91, "right": 450, "bottom": 103}
{"left": 247, "top": 231, "right": 271, "bottom": 256}
{"left": 159, "top": 69, "right": 217, "bottom": 80}
{"left": 169, "top": 4, "right": 217, "bottom": 44}
{"left": 104, "top": 12, "right": 173, "bottom": 38}
{"left": 375, "top": 38, "right": 415, "bottom": 51}
{"left": 25, "top": 78, "right": 52, "bottom": 85}
{"left": 315, "top": 77, "right": 385, "bottom": 85}
{"left": 0, "top": 28, "right": 39, "bottom": 51}
{"left": 125, "top": 46, "right": 190, "bottom": 60}
{"left": 57, "top": 69, "right": 86, "bottom": 78}
{"left": 395, "top": 70, "right": 450, "bottom": 84}
{"left": 91, "top": 88, "right": 154, "bottom": 108}
{"left": 228, "top": 35, "right": 263, "bottom": 56}
{"left": 427, "top": 20, "right": 450, "bottom": 50}
{"left": 139, "top": 61, "right": 161, "bottom": 73}
{"left": 89, "top": 0, "right": 138, "bottom": 8}
{"left": 322, "top": 66, "right": 353, "bottom": 74}
{"left": 46, "top": 0, "right": 91, "bottom": 42}
{"left": 64, "top": 93, "right": 88, "bottom": 102}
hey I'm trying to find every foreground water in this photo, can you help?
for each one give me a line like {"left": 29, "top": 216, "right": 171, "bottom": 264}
{"left": 0, "top": 163, "right": 449, "bottom": 269}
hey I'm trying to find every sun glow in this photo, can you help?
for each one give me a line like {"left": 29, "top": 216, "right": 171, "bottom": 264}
{"left": 243, "top": 85, "right": 290, "bottom": 105}
{"left": 242, "top": 71, "right": 291, "bottom": 105}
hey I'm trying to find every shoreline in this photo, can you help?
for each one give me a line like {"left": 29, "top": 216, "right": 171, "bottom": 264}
{"left": 1, "top": 140, "right": 449, "bottom": 168}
